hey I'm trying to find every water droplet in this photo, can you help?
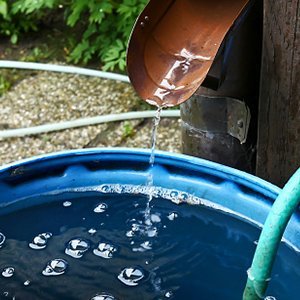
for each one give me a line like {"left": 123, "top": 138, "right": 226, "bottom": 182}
{"left": 144, "top": 16, "right": 149, "bottom": 21}
{"left": 0, "top": 232, "right": 6, "bottom": 248}
{"left": 2, "top": 267, "right": 14, "bottom": 278}
{"left": 88, "top": 228, "right": 97, "bottom": 235}
{"left": 264, "top": 297, "right": 276, "bottom": 300}
{"left": 29, "top": 232, "right": 52, "bottom": 250}
{"left": 254, "top": 240, "right": 258, "bottom": 245}
{"left": 42, "top": 259, "right": 68, "bottom": 276}
{"left": 93, "top": 242, "right": 117, "bottom": 259}
{"left": 117, "top": 267, "right": 145, "bottom": 286}
{"left": 24, "top": 280, "right": 30, "bottom": 286}
{"left": 167, "top": 212, "right": 178, "bottom": 221}
{"left": 63, "top": 201, "right": 72, "bottom": 207}
{"left": 90, "top": 293, "right": 116, "bottom": 300}
{"left": 165, "top": 291, "right": 173, "bottom": 298}
{"left": 140, "top": 22, "right": 145, "bottom": 27}
{"left": 65, "top": 238, "right": 90, "bottom": 258}
{"left": 94, "top": 203, "right": 108, "bottom": 213}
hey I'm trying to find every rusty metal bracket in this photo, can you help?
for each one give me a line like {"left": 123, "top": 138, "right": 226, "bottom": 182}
{"left": 180, "top": 95, "right": 251, "bottom": 143}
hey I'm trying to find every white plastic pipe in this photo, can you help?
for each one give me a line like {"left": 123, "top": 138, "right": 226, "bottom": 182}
{"left": 0, "top": 110, "right": 180, "bottom": 138}
{"left": 0, "top": 60, "right": 130, "bottom": 83}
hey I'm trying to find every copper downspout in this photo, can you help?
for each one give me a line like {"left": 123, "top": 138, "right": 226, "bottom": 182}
{"left": 127, "top": 0, "right": 250, "bottom": 107}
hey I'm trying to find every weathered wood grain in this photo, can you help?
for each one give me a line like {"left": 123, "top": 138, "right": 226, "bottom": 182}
{"left": 256, "top": 0, "right": 300, "bottom": 187}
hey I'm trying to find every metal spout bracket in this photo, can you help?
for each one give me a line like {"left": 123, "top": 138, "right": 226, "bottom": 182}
{"left": 181, "top": 95, "right": 251, "bottom": 144}
{"left": 127, "top": 0, "right": 251, "bottom": 106}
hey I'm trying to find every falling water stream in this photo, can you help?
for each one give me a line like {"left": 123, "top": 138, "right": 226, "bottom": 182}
{"left": 144, "top": 106, "right": 163, "bottom": 225}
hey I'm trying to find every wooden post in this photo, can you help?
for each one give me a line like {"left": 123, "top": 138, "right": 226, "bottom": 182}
{"left": 256, "top": 0, "right": 300, "bottom": 187}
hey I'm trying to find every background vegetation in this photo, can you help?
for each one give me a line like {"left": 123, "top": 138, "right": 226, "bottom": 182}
{"left": 0, "top": 0, "right": 148, "bottom": 71}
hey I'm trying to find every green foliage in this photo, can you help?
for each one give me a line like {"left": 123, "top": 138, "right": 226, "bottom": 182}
{"left": 0, "top": 74, "right": 11, "bottom": 96}
{"left": 122, "top": 121, "right": 135, "bottom": 138}
{"left": 0, "top": 0, "right": 148, "bottom": 71}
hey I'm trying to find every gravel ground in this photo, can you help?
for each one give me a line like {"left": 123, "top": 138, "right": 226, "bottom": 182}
{"left": 0, "top": 70, "right": 182, "bottom": 165}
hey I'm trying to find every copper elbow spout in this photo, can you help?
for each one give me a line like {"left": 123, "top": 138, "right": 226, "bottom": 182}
{"left": 127, "top": 0, "right": 250, "bottom": 107}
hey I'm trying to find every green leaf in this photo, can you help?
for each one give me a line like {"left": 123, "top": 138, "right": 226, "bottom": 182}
{"left": 10, "top": 33, "right": 18, "bottom": 44}
{"left": 0, "top": 0, "right": 7, "bottom": 18}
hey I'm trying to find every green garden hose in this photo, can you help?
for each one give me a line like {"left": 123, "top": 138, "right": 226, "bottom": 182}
{"left": 243, "top": 168, "right": 300, "bottom": 300}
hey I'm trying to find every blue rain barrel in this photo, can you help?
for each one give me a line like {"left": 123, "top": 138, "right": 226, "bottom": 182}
{"left": 0, "top": 148, "right": 299, "bottom": 300}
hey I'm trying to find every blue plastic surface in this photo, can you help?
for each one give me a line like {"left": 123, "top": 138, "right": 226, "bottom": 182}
{"left": 0, "top": 148, "right": 299, "bottom": 250}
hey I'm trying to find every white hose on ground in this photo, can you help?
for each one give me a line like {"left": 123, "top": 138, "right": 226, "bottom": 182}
{"left": 0, "top": 110, "right": 181, "bottom": 138}
{"left": 0, "top": 60, "right": 180, "bottom": 139}
{"left": 0, "top": 60, "right": 130, "bottom": 83}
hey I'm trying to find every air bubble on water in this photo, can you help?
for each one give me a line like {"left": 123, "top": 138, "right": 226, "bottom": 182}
{"left": 150, "top": 214, "right": 161, "bottom": 223}
{"left": 167, "top": 212, "right": 178, "bottom": 221}
{"left": 126, "top": 230, "right": 134, "bottom": 237}
{"left": 90, "top": 293, "right": 116, "bottom": 300}
{"left": 178, "top": 192, "right": 189, "bottom": 202}
{"left": 140, "top": 21, "right": 145, "bottom": 27}
{"left": 63, "top": 201, "right": 72, "bottom": 207}
{"left": 93, "top": 242, "right": 117, "bottom": 259}
{"left": 94, "top": 203, "right": 108, "bottom": 213}
{"left": 117, "top": 267, "right": 145, "bottom": 286}
{"left": 88, "top": 228, "right": 97, "bottom": 235}
{"left": 100, "top": 185, "right": 111, "bottom": 193}
{"left": 2, "top": 267, "right": 14, "bottom": 278}
{"left": 147, "top": 227, "right": 158, "bottom": 237}
{"left": 144, "top": 16, "right": 149, "bottom": 21}
{"left": 254, "top": 240, "right": 258, "bottom": 245}
{"left": 170, "top": 190, "right": 179, "bottom": 199}
{"left": 29, "top": 232, "right": 52, "bottom": 250}
{"left": 65, "top": 238, "right": 90, "bottom": 258}
{"left": 165, "top": 291, "right": 173, "bottom": 298}
{"left": 0, "top": 232, "right": 6, "bottom": 248}
{"left": 2, "top": 291, "right": 15, "bottom": 299}
{"left": 132, "top": 241, "right": 152, "bottom": 252}
{"left": 24, "top": 280, "right": 30, "bottom": 286}
{"left": 264, "top": 297, "right": 277, "bottom": 300}
{"left": 42, "top": 259, "right": 68, "bottom": 276}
